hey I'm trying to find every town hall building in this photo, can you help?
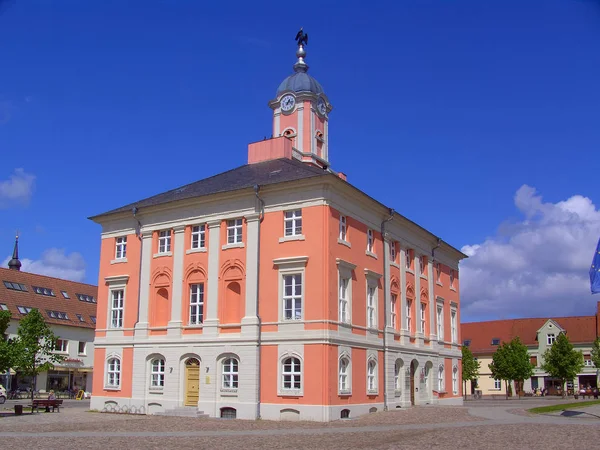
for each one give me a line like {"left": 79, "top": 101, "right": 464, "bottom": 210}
{"left": 89, "top": 32, "right": 466, "bottom": 421}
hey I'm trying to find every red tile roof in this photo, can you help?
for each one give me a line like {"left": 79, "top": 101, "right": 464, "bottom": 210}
{"left": 0, "top": 268, "right": 97, "bottom": 330}
{"left": 462, "top": 315, "right": 598, "bottom": 355}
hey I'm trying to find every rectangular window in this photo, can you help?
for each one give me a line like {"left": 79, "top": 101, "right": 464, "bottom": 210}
{"left": 110, "top": 290, "right": 124, "bottom": 328}
{"left": 33, "top": 286, "right": 55, "bottom": 296}
{"left": 450, "top": 269, "right": 455, "bottom": 288}
{"left": 222, "top": 358, "right": 239, "bottom": 389}
{"left": 283, "top": 274, "right": 302, "bottom": 320}
{"left": 438, "top": 365, "right": 444, "bottom": 391}
{"left": 158, "top": 230, "right": 171, "bottom": 253}
{"left": 78, "top": 341, "right": 86, "bottom": 355}
{"left": 463, "top": 339, "right": 471, "bottom": 347}
{"left": 367, "top": 286, "right": 376, "bottom": 328}
{"left": 406, "top": 300, "right": 412, "bottom": 331}
{"left": 437, "top": 306, "right": 444, "bottom": 339}
{"left": 391, "top": 294, "right": 397, "bottom": 329}
{"left": 367, "top": 229, "right": 374, "bottom": 252}
{"left": 107, "top": 358, "right": 120, "bottom": 387}
{"left": 0, "top": 303, "right": 8, "bottom": 311}
{"left": 547, "top": 334, "right": 555, "bottom": 345}
{"left": 76, "top": 314, "right": 85, "bottom": 322}
{"left": 115, "top": 236, "right": 127, "bottom": 259}
{"left": 339, "top": 277, "right": 350, "bottom": 323}
{"left": 191, "top": 225, "right": 206, "bottom": 249}
{"left": 405, "top": 249, "right": 412, "bottom": 270}
{"left": 451, "top": 310, "right": 457, "bottom": 343}
{"left": 227, "top": 219, "right": 243, "bottom": 244}
{"left": 61, "top": 290, "right": 70, "bottom": 299}
{"left": 584, "top": 356, "right": 593, "bottom": 367}
{"left": 189, "top": 283, "right": 204, "bottom": 324}
{"left": 17, "top": 305, "right": 32, "bottom": 314}
{"left": 390, "top": 241, "right": 396, "bottom": 262}
{"left": 491, "top": 338, "right": 500, "bottom": 346}
{"left": 90, "top": 316, "right": 96, "bottom": 324}
{"left": 284, "top": 210, "right": 302, "bottom": 236}
{"left": 420, "top": 303, "right": 426, "bottom": 334}
{"left": 3, "top": 281, "right": 28, "bottom": 291}
{"left": 452, "top": 369, "right": 458, "bottom": 394}
{"left": 339, "top": 215, "right": 347, "bottom": 241}
{"left": 435, "top": 263, "right": 441, "bottom": 283}
{"left": 151, "top": 359, "right": 165, "bottom": 388}
{"left": 419, "top": 255, "right": 426, "bottom": 275}
{"left": 530, "top": 355, "right": 538, "bottom": 366}
{"left": 494, "top": 379, "right": 501, "bottom": 390}
{"left": 54, "top": 339, "right": 68, "bottom": 353}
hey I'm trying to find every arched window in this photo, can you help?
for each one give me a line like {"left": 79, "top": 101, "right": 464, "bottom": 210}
{"left": 452, "top": 365, "right": 458, "bottom": 394}
{"left": 438, "top": 364, "right": 445, "bottom": 391}
{"left": 222, "top": 358, "right": 239, "bottom": 389}
{"left": 151, "top": 358, "right": 165, "bottom": 388}
{"left": 282, "top": 357, "right": 301, "bottom": 390}
{"left": 339, "top": 357, "right": 350, "bottom": 393}
{"left": 106, "top": 357, "right": 121, "bottom": 387}
{"left": 367, "top": 359, "right": 377, "bottom": 393}
{"left": 394, "top": 360, "right": 403, "bottom": 392}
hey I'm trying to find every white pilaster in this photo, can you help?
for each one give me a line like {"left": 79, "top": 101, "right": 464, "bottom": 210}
{"left": 168, "top": 225, "right": 185, "bottom": 336}
{"left": 242, "top": 213, "right": 260, "bottom": 338}
{"left": 297, "top": 106, "right": 304, "bottom": 152}
{"left": 310, "top": 107, "right": 315, "bottom": 155}
{"left": 135, "top": 232, "right": 153, "bottom": 337}
{"left": 204, "top": 219, "right": 221, "bottom": 337}
{"left": 428, "top": 259, "right": 436, "bottom": 342}
{"left": 274, "top": 111, "right": 281, "bottom": 137}
{"left": 399, "top": 246, "right": 408, "bottom": 345}
{"left": 414, "top": 254, "right": 422, "bottom": 347}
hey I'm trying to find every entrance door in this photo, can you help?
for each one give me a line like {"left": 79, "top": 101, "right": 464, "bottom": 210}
{"left": 184, "top": 358, "right": 200, "bottom": 407}
{"left": 410, "top": 361, "right": 417, "bottom": 406}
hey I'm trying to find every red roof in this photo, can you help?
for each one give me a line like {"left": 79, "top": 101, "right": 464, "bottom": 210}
{"left": 462, "top": 315, "right": 598, "bottom": 355}
{"left": 0, "top": 267, "right": 97, "bottom": 329}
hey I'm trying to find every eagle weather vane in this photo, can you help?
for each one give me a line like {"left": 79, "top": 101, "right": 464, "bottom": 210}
{"left": 295, "top": 27, "right": 308, "bottom": 47}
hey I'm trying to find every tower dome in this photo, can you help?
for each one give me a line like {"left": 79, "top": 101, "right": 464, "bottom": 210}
{"left": 275, "top": 33, "right": 325, "bottom": 96}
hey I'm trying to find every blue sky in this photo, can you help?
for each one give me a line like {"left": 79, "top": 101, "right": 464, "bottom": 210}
{"left": 1, "top": 0, "right": 599, "bottom": 321}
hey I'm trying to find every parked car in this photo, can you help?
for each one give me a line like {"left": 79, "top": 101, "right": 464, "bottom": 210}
{"left": 0, "top": 384, "right": 6, "bottom": 404}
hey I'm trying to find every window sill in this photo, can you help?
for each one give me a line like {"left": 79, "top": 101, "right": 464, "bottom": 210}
{"left": 278, "top": 391, "right": 303, "bottom": 398}
{"left": 282, "top": 317, "right": 303, "bottom": 322}
{"left": 222, "top": 242, "right": 245, "bottom": 250}
{"left": 149, "top": 388, "right": 164, "bottom": 393}
{"left": 436, "top": 281, "right": 443, "bottom": 287}
{"left": 220, "top": 389, "right": 238, "bottom": 397}
{"left": 406, "top": 269, "right": 414, "bottom": 275}
{"left": 338, "top": 390, "right": 352, "bottom": 396}
{"left": 279, "top": 234, "right": 305, "bottom": 243}
{"left": 365, "top": 250, "right": 378, "bottom": 259}
{"left": 186, "top": 323, "right": 204, "bottom": 328}
{"left": 450, "top": 287, "right": 457, "bottom": 292}
{"left": 186, "top": 248, "right": 207, "bottom": 254}
{"left": 110, "top": 258, "right": 128, "bottom": 265}
{"left": 394, "top": 390, "right": 402, "bottom": 397}
{"left": 390, "top": 262, "right": 400, "bottom": 269}
{"left": 104, "top": 386, "right": 121, "bottom": 391}
{"left": 367, "top": 390, "right": 378, "bottom": 396}
{"left": 420, "top": 275, "right": 427, "bottom": 280}
{"left": 78, "top": 353, "right": 86, "bottom": 357}
{"left": 337, "top": 238, "right": 351, "bottom": 248}
{"left": 153, "top": 252, "right": 172, "bottom": 258}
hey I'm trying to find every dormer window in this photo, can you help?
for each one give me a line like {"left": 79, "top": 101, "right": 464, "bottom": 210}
{"left": 547, "top": 334, "right": 556, "bottom": 345}
{"left": 491, "top": 338, "right": 500, "bottom": 346}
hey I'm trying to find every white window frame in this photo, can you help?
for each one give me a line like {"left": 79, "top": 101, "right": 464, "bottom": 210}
{"left": 405, "top": 249, "right": 412, "bottom": 270}
{"left": 367, "top": 285, "right": 377, "bottom": 329}
{"left": 222, "top": 358, "right": 239, "bottom": 390}
{"left": 367, "top": 229, "right": 374, "bottom": 253}
{"left": 339, "top": 215, "right": 347, "bottom": 241}
{"left": 281, "top": 356, "right": 302, "bottom": 393}
{"left": 189, "top": 283, "right": 204, "bottom": 325}
{"left": 406, "top": 299, "right": 412, "bottom": 332}
{"left": 282, "top": 273, "right": 303, "bottom": 320}
{"left": 391, "top": 294, "right": 397, "bottom": 329}
{"left": 437, "top": 304, "right": 444, "bottom": 340}
{"left": 158, "top": 230, "right": 171, "bottom": 253}
{"left": 337, "top": 259, "right": 356, "bottom": 324}
{"left": 451, "top": 309, "right": 457, "bottom": 343}
{"left": 420, "top": 302, "right": 426, "bottom": 334}
{"left": 339, "top": 357, "right": 351, "bottom": 394}
{"left": 110, "top": 289, "right": 124, "bottom": 329}
{"left": 547, "top": 333, "right": 555, "bottom": 345}
{"left": 227, "top": 218, "right": 243, "bottom": 244}
{"left": 584, "top": 358, "right": 594, "bottom": 367}
{"left": 78, "top": 341, "right": 86, "bottom": 355}
{"left": 494, "top": 379, "right": 501, "bottom": 390}
{"left": 274, "top": 257, "right": 308, "bottom": 323}
{"left": 419, "top": 255, "right": 426, "bottom": 275}
{"left": 450, "top": 269, "right": 455, "bottom": 289}
{"left": 54, "top": 338, "right": 68, "bottom": 353}
{"left": 367, "top": 358, "right": 378, "bottom": 394}
{"left": 394, "top": 360, "right": 402, "bottom": 393}
{"left": 150, "top": 358, "right": 165, "bottom": 389}
{"left": 284, "top": 209, "right": 302, "bottom": 237}
{"left": 191, "top": 224, "right": 206, "bottom": 249}
{"left": 115, "top": 236, "right": 127, "bottom": 259}
{"left": 452, "top": 365, "right": 458, "bottom": 394}
{"left": 106, "top": 357, "right": 121, "bottom": 389}
{"left": 435, "top": 262, "right": 442, "bottom": 284}
{"left": 438, "top": 364, "right": 445, "bottom": 392}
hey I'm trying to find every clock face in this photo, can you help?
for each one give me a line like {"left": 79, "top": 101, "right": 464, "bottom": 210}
{"left": 317, "top": 98, "right": 327, "bottom": 115}
{"left": 281, "top": 95, "right": 296, "bottom": 112}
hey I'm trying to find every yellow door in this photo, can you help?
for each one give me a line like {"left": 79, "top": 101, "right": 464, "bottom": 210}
{"left": 185, "top": 358, "right": 200, "bottom": 406}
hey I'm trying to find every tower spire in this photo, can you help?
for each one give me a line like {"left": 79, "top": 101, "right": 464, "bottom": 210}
{"left": 294, "top": 27, "right": 309, "bottom": 73}
{"left": 8, "top": 233, "right": 21, "bottom": 271}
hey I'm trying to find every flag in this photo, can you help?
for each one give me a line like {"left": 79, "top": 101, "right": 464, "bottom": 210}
{"left": 591, "top": 237, "right": 600, "bottom": 295}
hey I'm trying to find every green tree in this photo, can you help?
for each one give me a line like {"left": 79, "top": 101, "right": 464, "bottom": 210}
{"left": 590, "top": 337, "right": 600, "bottom": 373}
{"left": 489, "top": 337, "right": 534, "bottom": 399}
{"left": 0, "top": 309, "right": 14, "bottom": 375}
{"left": 11, "top": 309, "right": 65, "bottom": 411}
{"left": 461, "top": 345, "right": 480, "bottom": 399}
{"left": 541, "top": 332, "right": 584, "bottom": 398}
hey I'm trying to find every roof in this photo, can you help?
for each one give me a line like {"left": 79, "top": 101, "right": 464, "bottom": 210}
{"left": 90, "top": 158, "right": 331, "bottom": 219}
{"left": 0, "top": 267, "right": 98, "bottom": 330}
{"left": 462, "top": 316, "right": 598, "bottom": 354}
{"left": 277, "top": 72, "right": 324, "bottom": 96}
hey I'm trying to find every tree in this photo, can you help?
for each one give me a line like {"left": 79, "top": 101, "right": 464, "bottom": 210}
{"left": 489, "top": 337, "right": 534, "bottom": 399}
{"left": 11, "top": 309, "right": 65, "bottom": 411}
{"left": 590, "top": 337, "right": 600, "bottom": 373}
{"left": 461, "top": 345, "right": 480, "bottom": 399}
{"left": 541, "top": 332, "right": 584, "bottom": 398}
{"left": 0, "top": 310, "right": 14, "bottom": 375}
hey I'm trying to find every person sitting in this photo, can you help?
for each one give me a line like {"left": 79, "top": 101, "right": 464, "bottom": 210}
{"left": 48, "top": 390, "right": 56, "bottom": 400}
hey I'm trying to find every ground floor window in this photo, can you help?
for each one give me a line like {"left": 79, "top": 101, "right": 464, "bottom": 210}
{"left": 220, "top": 407, "right": 237, "bottom": 419}
{"left": 494, "top": 379, "right": 501, "bottom": 390}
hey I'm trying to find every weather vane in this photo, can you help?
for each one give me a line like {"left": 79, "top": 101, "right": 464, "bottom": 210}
{"left": 295, "top": 27, "right": 308, "bottom": 47}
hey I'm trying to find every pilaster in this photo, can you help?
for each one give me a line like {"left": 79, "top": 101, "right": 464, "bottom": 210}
{"left": 399, "top": 246, "right": 408, "bottom": 345}
{"left": 242, "top": 213, "right": 260, "bottom": 339}
{"left": 134, "top": 232, "right": 153, "bottom": 338}
{"left": 414, "top": 254, "right": 423, "bottom": 347}
{"left": 297, "top": 105, "right": 304, "bottom": 151}
{"left": 428, "top": 259, "right": 436, "bottom": 342}
{"left": 167, "top": 225, "right": 185, "bottom": 336}
{"left": 204, "top": 219, "right": 221, "bottom": 337}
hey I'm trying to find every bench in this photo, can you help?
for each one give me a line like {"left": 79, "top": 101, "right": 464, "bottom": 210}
{"left": 30, "top": 399, "right": 63, "bottom": 413}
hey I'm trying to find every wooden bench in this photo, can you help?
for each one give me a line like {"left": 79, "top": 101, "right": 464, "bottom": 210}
{"left": 30, "top": 399, "right": 63, "bottom": 413}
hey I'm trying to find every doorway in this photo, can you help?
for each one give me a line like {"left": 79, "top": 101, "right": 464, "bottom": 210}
{"left": 184, "top": 358, "right": 200, "bottom": 407}
{"left": 410, "top": 360, "right": 418, "bottom": 406}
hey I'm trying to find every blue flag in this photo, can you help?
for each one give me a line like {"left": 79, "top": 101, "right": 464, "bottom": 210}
{"left": 591, "top": 237, "right": 600, "bottom": 295}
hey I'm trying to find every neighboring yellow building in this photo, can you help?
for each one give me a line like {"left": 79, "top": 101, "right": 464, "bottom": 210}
{"left": 462, "top": 304, "right": 600, "bottom": 397}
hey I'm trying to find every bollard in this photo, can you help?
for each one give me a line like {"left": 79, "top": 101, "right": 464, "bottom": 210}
{"left": 14, "top": 404, "right": 23, "bottom": 416}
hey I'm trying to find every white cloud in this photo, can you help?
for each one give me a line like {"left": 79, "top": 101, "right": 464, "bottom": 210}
{"left": 2, "top": 248, "right": 86, "bottom": 282}
{"left": 0, "top": 168, "right": 36, "bottom": 208}
{"left": 460, "top": 185, "right": 600, "bottom": 321}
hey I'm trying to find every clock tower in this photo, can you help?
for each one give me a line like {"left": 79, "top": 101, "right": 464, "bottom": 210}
{"left": 268, "top": 29, "right": 332, "bottom": 168}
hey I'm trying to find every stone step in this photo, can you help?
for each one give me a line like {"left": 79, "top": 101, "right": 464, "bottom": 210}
{"left": 155, "top": 407, "right": 208, "bottom": 418}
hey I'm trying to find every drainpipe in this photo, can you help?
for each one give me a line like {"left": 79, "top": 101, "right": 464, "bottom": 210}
{"left": 133, "top": 207, "right": 143, "bottom": 326}
{"left": 380, "top": 208, "right": 394, "bottom": 411}
{"left": 431, "top": 237, "right": 441, "bottom": 260}
{"left": 254, "top": 185, "right": 265, "bottom": 419}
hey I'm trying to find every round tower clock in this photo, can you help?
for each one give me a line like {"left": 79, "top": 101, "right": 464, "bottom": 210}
{"left": 281, "top": 95, "right": 296, "bottom": 112}
{"left": 317, "top": 97, "right": 327, "bottom": 116}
